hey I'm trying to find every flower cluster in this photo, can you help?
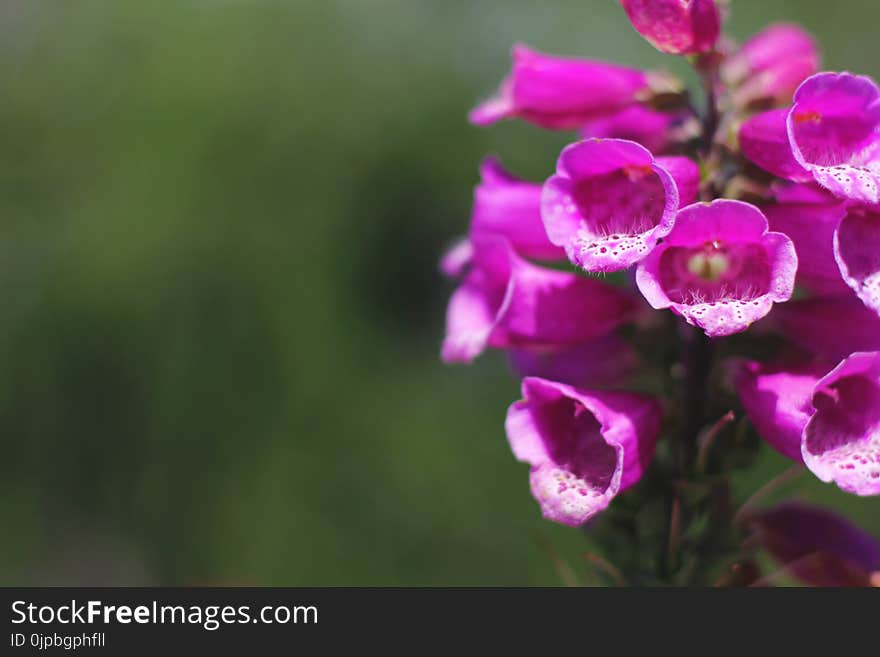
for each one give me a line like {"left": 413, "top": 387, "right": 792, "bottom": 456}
{"left": 441, "top": 1, "right": 880, "bottom": 584}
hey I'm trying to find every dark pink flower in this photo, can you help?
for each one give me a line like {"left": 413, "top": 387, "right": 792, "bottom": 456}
{"left": 787, "top": 72, "right": 880, "bottom": 204}
{"left": 636, "top": 200, "right": 797, "bottom": 337}
{"left": 739, "top": 108, "right": 811, "bottom": 181}
{"left": 736, "top": 360, "right": 826, "bottom": 463}
{"left": 505, "top": 377, "right": 661, "bottom": 526}
{"left": 619, "top": 0, "right": 720, "bottom": 55}
{"left": 471, "top": 157, "right": 564, "bottom": 261}
{"left": 508, "top": 334, "right": 640, "bottom": 390}
{"left": 580, "top": 105, "right": 696, "bottom": 155}
{"left": 771, "top": 298, "right": 880, "bottom": 363}
{"left": 441, "top": 237, "right": 637, "bottom": 364}
{"left": 763, "top": 199, "right": 848, "bottom": 296}
{"left": 470, "top": 44, "right": 651, "bottom": 130}
{"left": 723, "top": 24, "right": 819, "bottom": 106}
{"left": 834, "top": 207, "right": 880, "bottom": 317}
{"left": 751, "top": 503, "right": 880, "bottom": 587}
{"left": 771, "top": 181, "right": 839, "bottom": 205}
{"left": 542, "top": 139, "right": 699, "bottom": 273}
{"left": 802, "top": 351, "right": 880, "bottom": 495}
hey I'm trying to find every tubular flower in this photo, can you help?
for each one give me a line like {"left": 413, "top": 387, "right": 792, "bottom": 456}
{"left": 771, "top": 298, "right": 880, "bottom": 363}
{"left": 763, "top": 199, "right": 848, "bottom": 296}
{"left": 542, "top": 139, "right": 699, "bottom": 273}
{"left": 441, "top": 237, "right": 638, "bottom": 364}
{"left": 619, "top": 0, "right": 720, "bottom": 55}
{"left": 739, "top": 108, "right": 811, "bottom": 181}
{"left": 580, "top": 105, "right": 696, "bottom": 155}
{"left": 736, "top": 360, "right": 826, "bottom": 463}
{"left": 802, "top": 351, "right": 880, "bottom": 496}
{"left": 508, "top": 334, "right": 640, "bottom": 390}
{"left": 750, "top": 503, "right": 880, "bottom": 587}
{"left": 470, "top": 44, "right": 652, "bottom": 130}
{"left": 636, "top": 200, "right": 797, "bottom": 337}
{"left": 505, "top": 377, "right": 661, "bottom": 526}
{"left": 723, "top": 24, "right": 819, "bottom": 106}
{"left": 787, "top": 72, "right": 880, "bottom": 204}
{"left": 834, "top": 207, "right": 880, "bottom": 317}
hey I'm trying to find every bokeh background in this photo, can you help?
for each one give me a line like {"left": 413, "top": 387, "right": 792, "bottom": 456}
{"left": 2, "top": 0, "right": 879, "bottom": 585}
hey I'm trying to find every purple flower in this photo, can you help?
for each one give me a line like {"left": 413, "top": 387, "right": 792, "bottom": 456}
{"left": 505, "top": 377, "right": 662, "bottom": 526}
{"left": 470, "top": 157, "right": 565, "bottom": 261}
{"left": 723, "top": 24, "right": 819, "bottom": 106}
{"left": 470, "top": 44, "right": 651, "bottom": 130}
{"left": 763, "top": 199, "right": 848, "bottom": 296}
{"left": 739, "top": 108, "right": 811, "bottom": 181}
{"left": 580, "top": 105, "right": 696, "bottom": 155}
{"left": 736, "top": 360, "right": 826, "bottom": 463}
{"left": 751, "top": 503, "right": 880, "bottom": 587}
{"left": 834, "top": 207, "right": 880, "bottom": 317}
{"left": 619, "top": 0, "right": 720, "bottom": 55}
{"left": 508, "top": 334, "right": 640, "bottom": 390}
{"left": 441, "top": 236, "right": 638, "bottom": 364}
{"left": 771, "top": 298, "right": 880, "bottom": 363}
{"left": 635, "top": 200, "right": 797, "bottom": 337}
{"left": 787, "top": 72, "right": 880, "bottom": 204}
{"left": 542, "top": 139, "right": 699, "bottom": 273}
{"left": 802, "top": 351, "right": 880, "bottom": 495}
{"left": 771, "top": 181, "right": 839, "bottom": 205}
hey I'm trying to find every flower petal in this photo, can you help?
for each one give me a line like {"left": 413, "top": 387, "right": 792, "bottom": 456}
{"left": 803, "top": 352, "right": 880, "bottom": 495}
{"left": 636, "top": 200, "right": 796, "bottom": 337}
{"left": 505, "top": 377, "right": 661, "bottom": 526}
{"left": 834, "top": 208, "right": 880, "bottom": 317}
{"left": 543, "top": 139, "right": 689, "bottom": 272}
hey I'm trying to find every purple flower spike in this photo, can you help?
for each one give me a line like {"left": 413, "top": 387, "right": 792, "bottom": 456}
{"left": 505, "top": 377, "right": 661, "bottom": 526}
{"left": 834, "top": 207, "right": 880, "bottom": 317}
{"left": 787, "top": 72, "right": 880, "bottom": 204}
{"left": 580, "top": 105, "right": 695, "bottom": 155}
{"left": 739, "top": 109, "right": 811, "bottom": 181}
{"left": 542, "top": 139, "right": 698, "bottom": 273}
{"left": 441, "top": 237, "right": 637, "bottom": 364}
{"left": 509, "top": 334, "right": 640, "bottom": 390}
{"left": 736, "top": 360, "right": 826, "bottom": 463}
{"left": 470, "top": 44, "right": 650, "bottom": 130}
{"left": 803, "top": 351, "right": 880, "bottom": 495}
{"left": 751, "top": 503, "right": 880, "bottom": 587}
{"left": 636, "top": 200, "right": 797, "bottom": 337}
{"left": 764, "top": 200, "right": 849, "bottom": 296}
{"left": 772, "top": 298, "right": 880, "bottom": 363}
{"left": 723, "top": 24, "right": 819, "bottom": 106}
{"left": 619, "top": 0, "right": 720, "bottom": 55}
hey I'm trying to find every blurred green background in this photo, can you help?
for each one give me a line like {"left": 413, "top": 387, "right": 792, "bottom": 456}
{"left": 1, "top": 0, "right": 878, "bottom": 586}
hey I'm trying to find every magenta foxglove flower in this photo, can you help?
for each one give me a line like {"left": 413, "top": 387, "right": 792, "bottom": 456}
{"left": 763, "top": 199, "right": 849, "bottom": 296}
{"left": 723, "top": 24, "right": 819, "bottom": 106}
{"left": 751, "top": 503, "right": 880, "bottom": 587}
{"left": 619, "top": 0, "right": 720, "bottom": 55}
{"left": 542, "top": 139, "right": 699, "bottom": 273}
{"left": 505, "top": 377, "right": 661, "bottom": 526}
{"left": 771, "top": 181, "right": 839, "bottom": 205}
{"left": 469, "top": 156, "right": 565, "bottom": 262}
{"left": 470, "top": 44, "right": 651, "bottom": 130}
{"left": 508, "top": 334, "right": 640, "bottom": 390}
{"left": 580, "top": 105, "right": 695, "bottom": 155}
{"left": 736, "top": 360, "right": 826, "bottom": 463}
{"left": 636, "top": 200, "right": 797, "bottom": 337}
{"left": 802, "top": 351, "right": 880, "bottom": 496}
{"left": 834, "top": 207, "right": 880, "bottom": 317}
{"left": 787, "top": 72, "right": 880, "bottom": 204}
{"left": 441, "top": 237, "right": 638, "bottom": 364}
{"left": 771, "top": 298, "right": 880, "bottom": 363}
{"left": 739, "top": 109, "right": 811, "bottom": 181}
